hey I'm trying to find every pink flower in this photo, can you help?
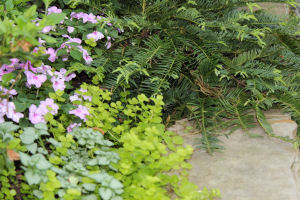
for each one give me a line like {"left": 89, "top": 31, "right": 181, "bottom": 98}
{"left": 6, "top": 102, "right": 24, "bottom": 123}
{"left": 105, "top": 41, "right": 112, "bottom": 49}
{"left": 45, "top": 48, "right": 57, "bottom": 62}
{"left": 32, "top": 47, "right": 39, "bottom": 53}
{"left": 87, "top": 31, "right": 104, "bottom": 41}
{"left": 48, "top": 6, "right": 62, "bottom": 15}
{"left": 69, "top": 105, "right": 90, "bottom": 121}
{"left": 70, "top": 12, "right": 84, "bottom": 20}
{"left": 0, "top": 114, "right": 4, "bottom": 123}
{"left": 70, "top": 95, "right": 81, "bottom": 102}
{"left": 29, "top": 104, "right": 45, "bottom": 124}
{"left": 42, "top": 26, "right": 52, "bottom": 33}
{"left": 39, "top": 98, "right": 59, "bottom": 115}
{"left": 0, "top": 86, "right": 17, "bottom": 97}
{"left": 38, "top": 38, "right": 46, "bottom": 46}
{"left": 77, "top": 89, "right": 91, "bottom": 101}
{"left": 65, "top": 73, "right": 76, "bottom": 81}
{"left": 36, "top": 64, "right": 52, "bottom": 76}
{"left": 83, "top": 54, "right": 93, "bottom": 64}
{"left": 0, "top": 100, "right": 23, "bottom": 123}
{"left": 24, "top": 71, "right": 47, "bottom": 88}
{"left": 22, "top": 61, "right": 37, "bottom": 73}
{"left": 67, "top": 26, "right": 74, "bottom": 33}
{"left": 68, "top": 38, "right": 82, "bottom": 44}
{"left": 82, "top": 13, "right": 97, "bottom": 23}
{"left": 10, "top": 58, "right": 19, "bottom": 65}
{"left": 62, "top": 56, "right": 69, "bottom": 61}
{"left": 67, "top": 123, "right": 81, "bottom": 132}
{"left": 97, "top": 16, "right": 103, "bottom": 21}
{"left": 51, "top": 76, "right": 65, "bottom": 92}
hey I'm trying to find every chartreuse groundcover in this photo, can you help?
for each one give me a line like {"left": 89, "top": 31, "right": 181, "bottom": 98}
{"left": 1, "top": 0, "right": 300, "bottom": 199}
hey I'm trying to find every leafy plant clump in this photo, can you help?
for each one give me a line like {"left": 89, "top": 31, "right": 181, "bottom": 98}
{"left": 66, "top": 0, "right": 300, "bottom": 152}
{"left": 3, "top": 0, "right": 299, "bottom": 199}
{"left": 0, "top": 88, "right": 220, "bottom": 199}
{"left": 0, "top": 2, "right": 220, "bottom": 200}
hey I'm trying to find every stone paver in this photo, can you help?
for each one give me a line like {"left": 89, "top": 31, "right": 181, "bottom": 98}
{"left": 167, "top": 110, "right": 299, "bottom": 200}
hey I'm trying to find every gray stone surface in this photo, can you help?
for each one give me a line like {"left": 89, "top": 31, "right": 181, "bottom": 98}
{"left": 167, "top": 110, "right": 299, "bottom": 200}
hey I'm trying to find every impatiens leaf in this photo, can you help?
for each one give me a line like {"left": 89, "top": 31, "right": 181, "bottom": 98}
{"left": 70, "top": 50, "right": 83, "bottom": 61}
{"left": 40, "top": 34, "right": 57, "bottom": 43}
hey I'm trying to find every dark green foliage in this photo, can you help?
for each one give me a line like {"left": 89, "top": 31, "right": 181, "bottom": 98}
{"left": 82, "top": 0, "right": 299, "bottom": 151}
{"left": 52, "top": 0, "right": 300, "bottom": 151}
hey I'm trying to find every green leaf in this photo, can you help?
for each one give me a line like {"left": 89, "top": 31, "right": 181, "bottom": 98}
{"left": 26, "top": 143, "right": 37, "bottom": 154}
{"left": 255, "top": 105, "right": 274, "bottom": 135}
{"left": 70, "top": 50, "right": 83, "bottom": 61}
{"left": 49, "top": 156, "right": 62, "bottom": 165}
{"left": 40, "top": 34, "right": 57, "bottom": 44}
{"left": 82, "top": 183, "right": 96, "bottom": 191}
{"left": 67, "top": 189, "right": 81, "bottom": 196}
{"left": 34, "top": 154, "right": 52, "bottom": 170}
{"left": 85, "top": 39, "right": 97, "bottom": 47}
{"left": 5, "top": 0, "right": 14, "bottom": 10}
{"left": 19, "top": 152, "right": 30, "bottom": 166}
{"left": 25, "top": 170, "right": 41, "bottom": 185}
{"left": 13, "top": 101, "right": 30, "bottom": 112}
{"left": 99, "top": 188, "right": 113, "bottom": 200}
{"left": 34, "top": 123, "right": 48, "bottom": 131}
{"left": 55, "top": 90, "right": 64, "bottom": 97}
{"left": 109, "top": 179, "right": 123, "bottom": 189}
{"left": 83, "top": 195, "right": 97, "bottom": 200}
{"left": 42, "top": 13, "right": 66, "bottom": 26}
{"left": 20, "top": 128, "right": 37, "bottom": 144}
{"left": 56, "top": 48, "right": 67, "bottom": 57}
{"left": 0, "top": 122, "right": 19, "bottom": 134}
{"left": 87, "top": 159, "right": 97, "bottom": 166}
{"left": 2, "top": 73, "right": 15, "bottom": 86}
{"left": 24, "top": 5, "right": 37, "bottom": 18}
{"left": 172, "top": 136, "right": 183, "bottom": 145}
{"left": 42, "top": 0, "right": 54, "bottom": 9}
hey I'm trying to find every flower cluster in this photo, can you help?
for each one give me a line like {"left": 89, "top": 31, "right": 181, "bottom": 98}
{"left": 51, "top": 68, "right": 76, "bottom": 92}
{"left": 0, "top": 98, "right": 23, "bottom": 123}
{"left": 0, "top": 85, "right": 23, "bottom": 123}
{"left": 70, "top": 12, "right": 102, "bottom": 24}
{"left": 70, "top": 88, "right": 92, "bottom": 102}
{"left": 29, "top": 98, "right": 59, "bottom": 124}
{"left": 67, "top": 122, "right": 81, "bottom": 132}
{"left": 41, "top": 6, "right": 63, "bottom": 33}
{"left": 68, "top": 89, "right": 91, "bottom": 121}
{"left": 0, "top": 5, "right": 122, "bottom": 126}
{"left": 69, "top": 105, "right": 90, "bottom": 121}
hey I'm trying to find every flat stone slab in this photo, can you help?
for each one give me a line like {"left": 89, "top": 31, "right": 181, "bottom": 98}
{"left": 167, "top": 110, "right": 299, "bottom": 200}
